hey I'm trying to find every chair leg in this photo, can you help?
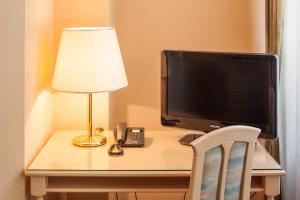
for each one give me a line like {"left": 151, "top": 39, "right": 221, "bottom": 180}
{"left": 266, "top": 196, "right": 275, "bottom": 200}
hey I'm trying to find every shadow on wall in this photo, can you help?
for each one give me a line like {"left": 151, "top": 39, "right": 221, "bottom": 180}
{"left": 25, "top": 90, "right": 53, "bottom": 166}
{"left": 25, "top": 0, "right": 54, "bottom": 167}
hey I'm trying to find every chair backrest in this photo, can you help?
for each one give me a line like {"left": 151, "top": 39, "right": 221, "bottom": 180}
{"left": 189, "top": 125, "right": 260, "bottom": 200}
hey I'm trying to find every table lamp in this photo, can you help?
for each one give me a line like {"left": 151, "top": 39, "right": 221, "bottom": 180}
{"left": 52, "top": 27, "right": 128, "bottom": 147}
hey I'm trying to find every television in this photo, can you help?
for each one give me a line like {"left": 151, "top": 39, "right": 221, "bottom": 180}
{"left": 161, "top": 51, "right": 278, "bottom": 139}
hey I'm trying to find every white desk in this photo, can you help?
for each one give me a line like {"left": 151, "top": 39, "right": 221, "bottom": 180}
{"left": 26, "top": 131, "right": 285, "bottom": 200}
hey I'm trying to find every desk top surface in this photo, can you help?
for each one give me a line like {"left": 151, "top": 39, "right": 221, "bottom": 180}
{"left": 26, "top": 130, "right": 284, "bottom": 176}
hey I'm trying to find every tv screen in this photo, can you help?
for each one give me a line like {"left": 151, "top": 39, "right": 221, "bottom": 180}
{"left": 161, "top": 51, "right": 277, "bottom": 138}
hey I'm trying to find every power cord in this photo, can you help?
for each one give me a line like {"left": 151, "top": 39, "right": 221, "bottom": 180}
{"left": 93, "top": 127, "right": 104, "bottom": 136}
{"left": 135, "top": 192, "right": 138, "bottom": 200}
{"left": 183, "top": 192, "right": 187, "bottom": 200}
{"left": 250, "top": 192, "right": 257, "bottom": 199}
{"left": 108, "top": 139, "right": 124, "bottom": 156}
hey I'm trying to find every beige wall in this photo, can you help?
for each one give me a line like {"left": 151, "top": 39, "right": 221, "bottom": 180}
{"left": 54, "top": 0, "right": 109, "bottom": 59}
{"left": 53, "top": 0, "right": 112, "bottom": 132}
{"left": 113, "top": 0, "right": 266, "bottom": 129}
{"left": 0, "top": 0, "right": 26, "bottom": 199}
{"left": 25, "top": 0, "right": 54, "bottom": 167}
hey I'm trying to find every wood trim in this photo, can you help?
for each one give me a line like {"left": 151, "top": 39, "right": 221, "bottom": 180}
{"left": 251, "top": 170, "right": 286, "bottom": 176}
{"left": 25, "top": 170, "right": 192, "bottom": 177}
{"left": 25, "top": 168, "right": 286, "bottom": 177}
{"left": 46, "top": 177, "right": 189, "bottom": 193}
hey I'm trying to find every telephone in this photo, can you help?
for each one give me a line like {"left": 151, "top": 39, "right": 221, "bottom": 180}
{"left": 109, "top": 123, "right": 145, "bottom": 156}
{"left": 114, "top": 123, "right": 145, "bottom": 147}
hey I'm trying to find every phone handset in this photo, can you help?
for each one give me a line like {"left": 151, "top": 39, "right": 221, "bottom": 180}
{"left": 116, "top": 122, "right": 127, "bottom": 144}
{"left": 109, "top": 122, "right": 127, "bottom": 156}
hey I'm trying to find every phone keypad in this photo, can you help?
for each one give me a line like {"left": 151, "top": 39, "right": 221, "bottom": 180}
{"left": 123, "top": 128, "right": 144, "bottom": 147}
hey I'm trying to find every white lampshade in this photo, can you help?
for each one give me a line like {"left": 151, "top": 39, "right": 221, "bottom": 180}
{"left": 52, "top": 27, "right": 128, "bottom": 93}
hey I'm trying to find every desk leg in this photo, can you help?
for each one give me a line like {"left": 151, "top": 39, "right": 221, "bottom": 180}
{"left": 30, "top": 176, "right": 47, "bottom": 200}
{"left": 264, "top": 176, "right": 280, "bottom": 200}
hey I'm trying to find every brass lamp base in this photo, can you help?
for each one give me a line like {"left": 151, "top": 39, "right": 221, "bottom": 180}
{"left": 73, "top": 135, "right": 107, "bottom": 147}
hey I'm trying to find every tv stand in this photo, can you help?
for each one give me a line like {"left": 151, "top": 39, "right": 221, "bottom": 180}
{"left": 179, "top": 134, "right": 202, "bottom": 146}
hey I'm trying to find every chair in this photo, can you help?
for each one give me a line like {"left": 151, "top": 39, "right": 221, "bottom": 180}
{"left": 189, "top": 125, "right": 260, "bottom": 200}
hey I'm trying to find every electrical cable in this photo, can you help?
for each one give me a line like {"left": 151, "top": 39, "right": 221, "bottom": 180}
{"left": 250, "top": 192, "right": 257, "bottom": 199}
{"left": 93, "top": 127, "right": 104, "bottom": 136}
{"left": 183, "top": 192, "right": 186, "bottom": 200}
{"left": 135, "top": 192, "right": 138, "bottom": 200}
{"left": 108, "top": 143, "right": 124, "bottom": 156}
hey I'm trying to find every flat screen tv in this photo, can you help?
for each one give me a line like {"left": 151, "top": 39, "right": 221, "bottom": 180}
{"left": 161, "top": 51, "right": 278, "bottom": 139}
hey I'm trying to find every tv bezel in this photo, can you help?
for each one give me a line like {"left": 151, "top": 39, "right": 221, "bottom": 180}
{"left": 161, "top": 50, "right": 278, "bottom": 139}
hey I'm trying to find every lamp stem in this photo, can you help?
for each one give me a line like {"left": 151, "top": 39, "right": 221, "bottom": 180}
{"left": 72, "top": 92, "right": 107, "bottom": 147}
{"left": 88, "top": 93, "right": 93, "bottom": 141}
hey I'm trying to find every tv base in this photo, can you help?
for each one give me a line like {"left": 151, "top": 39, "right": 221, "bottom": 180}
{"left": 179, "top": 134, "right": 202, "bottom": 146}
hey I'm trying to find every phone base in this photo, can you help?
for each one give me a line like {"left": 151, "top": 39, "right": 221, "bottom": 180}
{"left": 73, "top": 135, "right": 107, "bottom": 147}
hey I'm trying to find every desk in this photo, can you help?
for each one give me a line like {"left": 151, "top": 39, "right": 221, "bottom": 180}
{"left": 26, "top": 131, "right": 285, "bottom": 200}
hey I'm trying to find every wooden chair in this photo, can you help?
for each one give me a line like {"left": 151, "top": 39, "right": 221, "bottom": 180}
{"left": 189, "top": 125, "right": 260, "bottom": 200}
